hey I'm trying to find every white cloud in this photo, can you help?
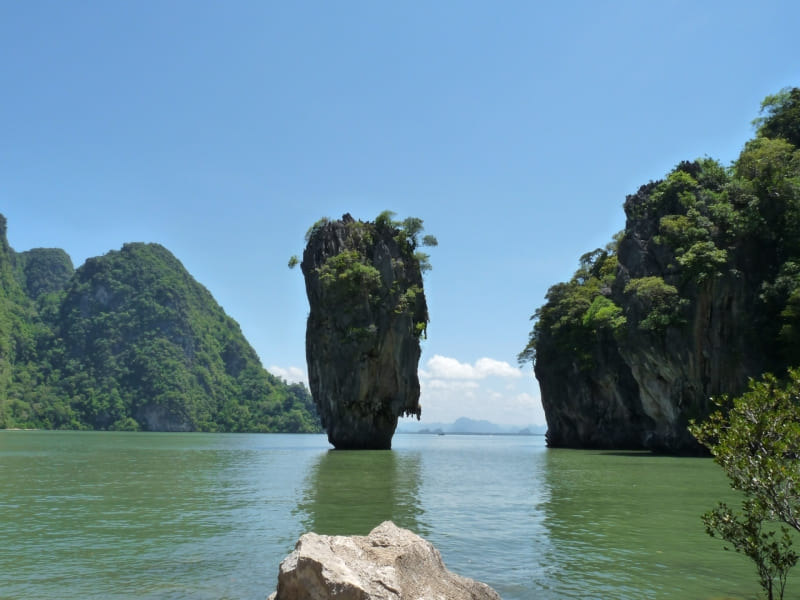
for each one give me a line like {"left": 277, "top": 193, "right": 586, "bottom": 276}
{"left": 423, "top": 354, "right": 522, "bottom": 380}
{"left": 415, "top": 354, "right": 544, "bottom": 426}
{"left": 510, "top": 392, "right": 539, "bottom": 410}
{"left": 268, "top": 365, "right": 308, "bottom": 385}
{"left": 267, "top": 355, "right": 546, "bottom": 427}
{"left": 474, "top": 357, "right": 523, "bottom": 378}
{"left": 423, "top": 379, "right": 480, "bottom": 391}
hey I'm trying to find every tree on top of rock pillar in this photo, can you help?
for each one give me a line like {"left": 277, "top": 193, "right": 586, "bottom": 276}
{"left": 289, "top": 212, "right": 436, "bottom": 449}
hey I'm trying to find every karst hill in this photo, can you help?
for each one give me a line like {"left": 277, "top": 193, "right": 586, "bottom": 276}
{"left": 521, "top": 87, "right": 800, "bottom": 453}
{"left": 0, "top": 216, "right": 320, "bottom": 433}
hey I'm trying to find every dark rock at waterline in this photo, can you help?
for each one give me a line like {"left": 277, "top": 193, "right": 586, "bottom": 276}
{"left": 529, "top": 91, "right": 800, "bottom": 452}
{"left": 531, "top": 157, "right": 788, "bottom": 454}
{"left": 301, "top": 214, "right": 428, "bottom": 449}
{"left": 267, "top": 521, "right": 501, "bottom": 600}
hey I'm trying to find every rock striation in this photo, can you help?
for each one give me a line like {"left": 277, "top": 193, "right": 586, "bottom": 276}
{"left": 533, "top": 171, "right": 756, "bottom": 453}
{"left": 301, "top": 214, "right": 429, "bottom": 449}
{"left": 267, "top": 521, "right": 501, "bottom": 600}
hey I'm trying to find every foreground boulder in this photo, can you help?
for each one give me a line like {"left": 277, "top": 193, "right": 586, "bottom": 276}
{"left": 267, "top": 521, "right": 500, "bottom": 600}
{"left": 300, "top": 213, "right": 434, "bottom": 449}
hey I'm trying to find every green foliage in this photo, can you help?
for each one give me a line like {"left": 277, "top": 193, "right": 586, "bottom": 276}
{"left": 754, "top": 87, "right": 800, "bottom": 148}
{"left": 675, "top": 240, "right": 728, "bottom": 280}
{"left": 375, "top": 210, "right": 398, "bottom": 229}
{"left": 305, "top": 217, "right": 330, "bottom": 243}
{"left": 303, "top": 212, "right": 433, "bottom": 343}
{"left": 734, "top": 137, "right": 800, "bottom": 255}
{"left": 110, "top": 416, "right": 141, "bottom": 431}
{"left": 318, "top": 249, "right": 382, "bottom": 304}
{"left": 519, "top": 248, "right": 622, "bottom": 368}
{"left": 582, "top": 296, "right": 625, "bottom": 331}
{"left": 422, "top": 234, "right": 438, "bottom": 247}
{"left": 523, "top": 87, "right": 800, "bottom": 376}
{"left": 648, "top": 163, "right": 731, "bottom": 281}
{"left": 401, "top": 216, "right": 423, "bottom": 239}
{"left": 0, "top": 228, "right": 321, "bottom": 433}
{"left": 395, "top": 285, "right": 422, "bottom": 314}
{"left": 288, "top": 255, "right": 299, "bottom": 269}
{"left": 12, "top": 248, "right": 74, "bottom": 301}
{"left": 624, "top": 276, "right": 686, "bottom": 331}
{"left": 702, "top": 499, "right": 797, "bottom": 600}
{"left": 690, "top": 369, "right": 800, "bottom": 599}
{"left": 414, "top": 251, "right": 432, "bottom": 273}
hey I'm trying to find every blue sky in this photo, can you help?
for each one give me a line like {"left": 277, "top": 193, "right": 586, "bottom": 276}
{"left": 2, "top": 1, "right": 798, "bottom": 426}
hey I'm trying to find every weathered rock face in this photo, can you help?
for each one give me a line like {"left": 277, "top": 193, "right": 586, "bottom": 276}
{"left": 533, "top": 92, "right": 800, "bottom": 454}
{"left": 267, "top": 521, "right": 501, "bottom": 600}
{"left": 535, "top": 271, "right": 757, "bottom": 454}
{"left": 531, "top": 156, "right": 795, "bottom": 454}
{"left": 302, "top": 214, "right": 428, "bottom": 449}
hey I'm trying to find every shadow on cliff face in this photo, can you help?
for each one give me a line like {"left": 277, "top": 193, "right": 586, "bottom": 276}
{"left": 295, "top": 449, "right": 426, "bottom": 536}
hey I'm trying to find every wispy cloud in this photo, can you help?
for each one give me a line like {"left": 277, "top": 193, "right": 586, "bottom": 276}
{"left": 424, "top": 379, "right": 480, "bottom": 391}
{"left": 268, "top": 365, "right": 308, "bottom": 385}
{"left": 268, "top": 355, "right": 544, "bottom": 426}
{"left": 416, "top": 354, "right": 543, "bottom": 425}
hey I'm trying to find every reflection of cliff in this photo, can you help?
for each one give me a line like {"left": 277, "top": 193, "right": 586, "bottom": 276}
{"left": 297, "top": 449, "right": 424, "bottom": 536}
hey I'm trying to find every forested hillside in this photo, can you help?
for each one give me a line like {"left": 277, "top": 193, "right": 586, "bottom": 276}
{"left": 0, "top": 219, "right": 320, "bottom": 433}
{"left": 521, "top": 88, "right": 800, "bottom": 453}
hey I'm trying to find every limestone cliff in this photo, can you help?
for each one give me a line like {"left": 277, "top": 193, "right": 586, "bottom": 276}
{"left": 533, "top": 168, "right": 762, "bottom": 453}
{"left": 301, "top": 213, "right": 431, "bottom": 449}
{"left": 523, "top": 88, "right": 800, "bottom": 453}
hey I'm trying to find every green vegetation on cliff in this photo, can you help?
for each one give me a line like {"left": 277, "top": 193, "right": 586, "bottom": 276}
{"left": 0, "top": 221, "right": 320, "bottom": 433}
{"left": 521, "top": 87, "right": 800, "bottom": 452}
{"left": 525, "top": 88, "right": 800, "bottom": 370}
{"left": 298, "top": 212, "right": 435, "bottom": 449}
{"left": 292, "top": 211, "right": 436, "bottom": 340}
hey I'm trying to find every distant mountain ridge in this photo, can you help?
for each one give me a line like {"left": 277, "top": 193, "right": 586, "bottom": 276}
{"left": 396, "top": 416, "right": 545, "bottom": 435}
{"left": 0, "top": 215, "right": 321, "bottom": 433}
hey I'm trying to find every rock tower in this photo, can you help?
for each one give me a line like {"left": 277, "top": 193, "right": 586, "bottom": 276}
{"left": 301, "top": 213, "right": 431, "bottom": 449}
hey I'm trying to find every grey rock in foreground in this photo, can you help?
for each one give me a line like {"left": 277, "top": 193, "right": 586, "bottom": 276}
{"left": 267, "top": 521, "right": 501, "bottom": 600}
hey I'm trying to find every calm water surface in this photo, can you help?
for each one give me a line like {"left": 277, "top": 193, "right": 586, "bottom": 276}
{"left": 0, "top": 431, "right": 779, "bottom": 599}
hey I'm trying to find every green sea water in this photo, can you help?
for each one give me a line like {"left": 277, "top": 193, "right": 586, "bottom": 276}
{"left": 0, "top": 431, "right": 786, "bottom": 599}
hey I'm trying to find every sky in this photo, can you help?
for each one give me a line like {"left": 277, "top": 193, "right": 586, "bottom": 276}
{"left": 1, "top": 1, "right": 798, "bottom": 426}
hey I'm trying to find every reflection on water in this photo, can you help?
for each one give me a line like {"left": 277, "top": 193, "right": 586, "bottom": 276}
{"left": 2, "top": 432, "right": 241, "bottom": 598}
{"left": 536, "top": 449, "right": 759, "bottom": 600}
{"left": 0, "top": 431, "right": 324, "bottom": 600}
{"left": 296, "top": 448, "right": 425, "bottom": 536}
{"left": 2, "top": 432, "right": 779, "bottom": 600}
{"left": 407, "top": 434, "right": 549, "bottom": 599}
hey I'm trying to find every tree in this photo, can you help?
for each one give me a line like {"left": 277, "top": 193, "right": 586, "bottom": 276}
{"left": 754, "top": 87, "right": 800, "bottom": 148}
{"left": 690, "top": 369, "right": 800, "bottom": 600}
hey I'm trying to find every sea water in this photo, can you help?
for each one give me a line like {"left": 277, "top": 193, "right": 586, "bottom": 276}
{"left": 0, "top": 431, "right": 777, "bottom": 599}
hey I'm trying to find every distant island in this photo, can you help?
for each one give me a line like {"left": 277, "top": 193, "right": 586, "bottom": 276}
{"left": 0, "top": 217, "right": 321, "bottom": 433}
{"left": 396, "top": 417, "right": 545, "bottom": 436}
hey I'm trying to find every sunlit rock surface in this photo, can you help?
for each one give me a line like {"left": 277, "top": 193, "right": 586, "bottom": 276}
{"left": 267, "top": 521, "right": 501, "bottom": 600}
